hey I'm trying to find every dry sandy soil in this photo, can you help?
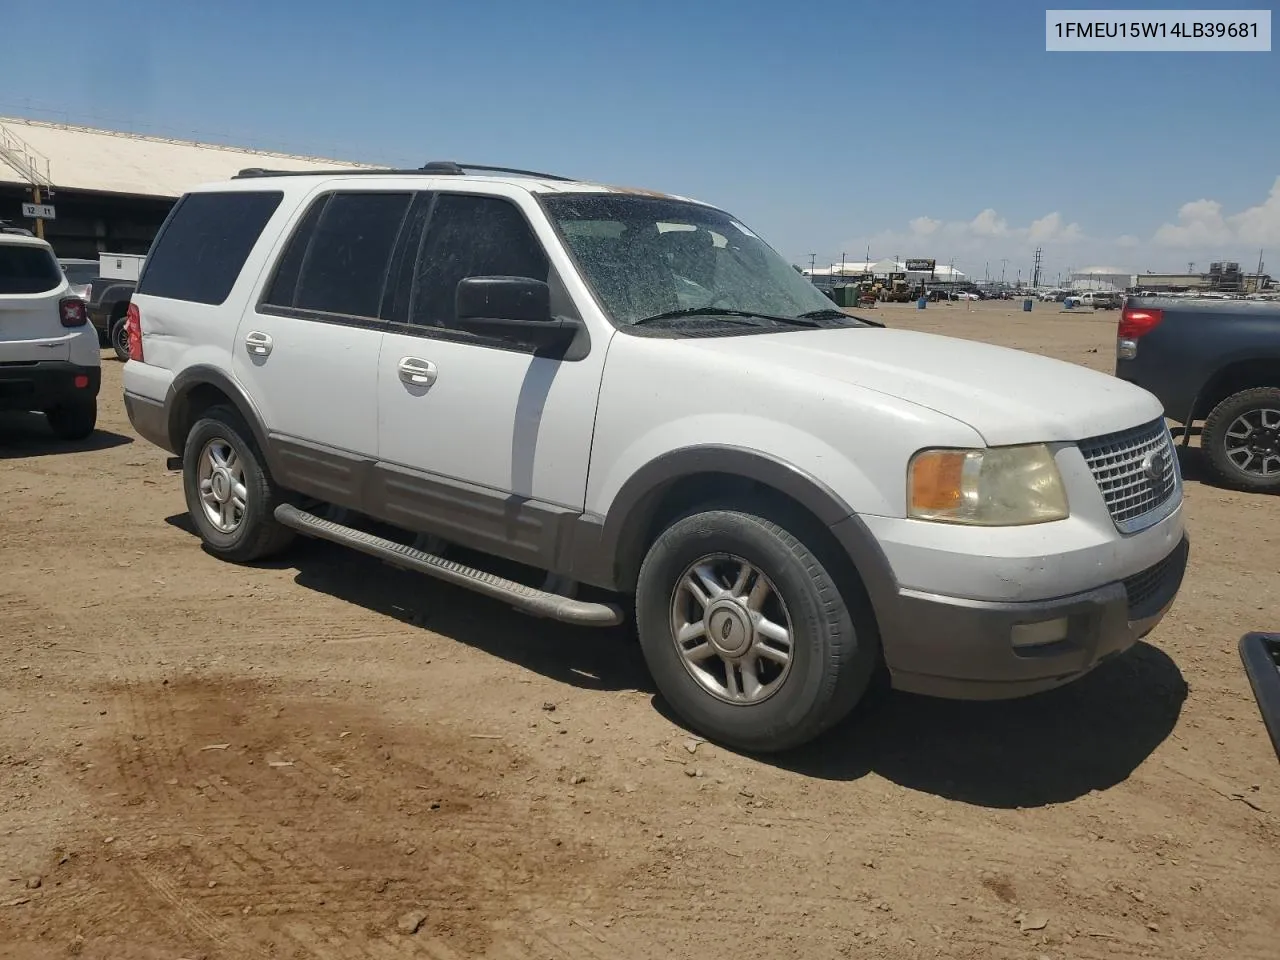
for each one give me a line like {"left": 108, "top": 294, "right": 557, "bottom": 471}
{"left": 1, "top": 300, "right": 1277, "bottom": 960}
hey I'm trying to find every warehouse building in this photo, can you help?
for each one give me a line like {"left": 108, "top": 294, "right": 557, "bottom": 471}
{"left": 0, "top": 116, "right": 376, "bottom": 258}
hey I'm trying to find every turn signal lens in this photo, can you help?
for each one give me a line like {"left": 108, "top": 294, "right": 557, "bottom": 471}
{"left": 908, "top": 450, "right": 973, "bottom": 512}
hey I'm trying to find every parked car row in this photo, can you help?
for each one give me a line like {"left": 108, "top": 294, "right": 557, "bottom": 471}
{"left": 51, "top": 253, "right": 142, "bottom": 361}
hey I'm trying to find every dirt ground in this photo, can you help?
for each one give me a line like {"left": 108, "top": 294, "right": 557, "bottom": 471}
{"left": 2, "top": 300, "right": 1277, "bottom": 960}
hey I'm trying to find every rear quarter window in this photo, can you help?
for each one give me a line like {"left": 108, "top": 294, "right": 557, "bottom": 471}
{"left": 0, "top": 245, "right": 62, "bottom": 294}
{"left": 137, "top": 191, "right": 283, "bottom": 305}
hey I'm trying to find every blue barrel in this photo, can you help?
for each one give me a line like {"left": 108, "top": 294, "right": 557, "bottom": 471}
{"left": 916, "top": 296, "right": 927, "bottom": 309}
{"left": 1022, "top": 298, "right": 1033, "bottom": 312}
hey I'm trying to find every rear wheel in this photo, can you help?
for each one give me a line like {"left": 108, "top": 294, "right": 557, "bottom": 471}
{"left": 110, "top": 316, "right": 130, "bottom": 361}
{"left": 45, "top": 398, "right": 97, "bottom": 441}
{"left": 635, "top": 507, "right": 879, "bottom": 753}
{"left": 1201, "top": 387, "right": 1280, "bottom": 494}
{"left": 182, "top": 405, "right": 295, "bottom": 562}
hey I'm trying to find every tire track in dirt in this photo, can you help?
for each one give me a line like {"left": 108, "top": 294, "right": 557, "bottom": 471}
{"left": 26, "top": 671, "right": 652, "bottom": 960}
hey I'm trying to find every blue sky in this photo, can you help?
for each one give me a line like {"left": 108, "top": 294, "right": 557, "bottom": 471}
{"left": 1, "top": 0, "right": 1276, "bottom": 280}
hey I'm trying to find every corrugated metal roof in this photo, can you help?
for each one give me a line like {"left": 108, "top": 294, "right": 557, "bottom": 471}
{"left": 0, "top": 117, "right": 384, "bottom": 198}
{"left": 0, "top": 117, "right": 720, "bottom": 209}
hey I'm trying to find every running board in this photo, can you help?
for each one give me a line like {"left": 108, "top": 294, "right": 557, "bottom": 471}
{"left": 274, "top": 504, "right": 624, "bottom": 627}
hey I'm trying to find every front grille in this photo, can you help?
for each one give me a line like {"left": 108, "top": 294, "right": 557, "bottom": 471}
{"left": 1078, "top": 418, "right": 1179, "bottom": 532}
{"left": 1123, "top": 538, "right": 1189, "bottom": 620}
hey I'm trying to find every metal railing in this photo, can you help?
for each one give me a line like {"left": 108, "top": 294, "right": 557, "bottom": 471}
{"left": 0, "top": 121, "right": 53, "bottom": 191}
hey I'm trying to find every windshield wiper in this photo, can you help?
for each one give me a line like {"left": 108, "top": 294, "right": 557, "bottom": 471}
{"left": 632, "top": 307, "right": 820, "bottom": 328}
{"left": 796, "top": 308, "right": 885, "bottom": 328}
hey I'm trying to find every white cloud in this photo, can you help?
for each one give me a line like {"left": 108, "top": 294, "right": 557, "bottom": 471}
{"left": 827, "top": 178, "right": 1280, "bottom": 277}
{"left": 1153, "top": 177, "right": 1280, "bottom": 248}
{"left": 842, "top": 208, "right": 1088, "bottom": 275}
{"left": 909, "top": 216, "right": 941, "bottom": 236}
{"left": 969, "top": 208, "right": 1009, "bottom": 237}
{"left": 1028, "top": 212, "right": 1082, "bottom": 243}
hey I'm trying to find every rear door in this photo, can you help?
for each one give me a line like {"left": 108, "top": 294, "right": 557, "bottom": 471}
{"left": 232, "top": 188, "right": 412, "bottom": 507}
{"left": 0, "top": 240, "right": 70, "bottom": 361}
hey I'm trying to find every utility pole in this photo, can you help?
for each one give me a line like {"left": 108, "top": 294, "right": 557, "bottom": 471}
{"left": 1031, "top": 246, "right": 1043, "bottom": 290}
{"left": 808, "top": 253, "right": 817, "bottom": 277}
{"left": 840, "top": 252, "right": 846, "bottom": 277}
{"left": 999, "top": 258, "right": 1009, "bottom": 285}
{"left": 1187, "top": 261, "right": 1195, "bottom": 274}
{"left": 1256, "top": 248, "right": 1266, "bottom": 292}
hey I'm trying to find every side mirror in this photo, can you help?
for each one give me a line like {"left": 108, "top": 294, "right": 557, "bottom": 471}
{"left": 456, "top": 276, "right": 551, "bottom": 325}
{"left": 454, "top": 276, "right": 580, "bottom": 354}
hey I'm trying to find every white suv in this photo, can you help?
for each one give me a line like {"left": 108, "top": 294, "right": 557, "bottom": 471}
{"left": 122, "top": 163, "right": 1189, "bottom": 751}
{"left": 1, "top": 231, "right": 100, "bottom": 439}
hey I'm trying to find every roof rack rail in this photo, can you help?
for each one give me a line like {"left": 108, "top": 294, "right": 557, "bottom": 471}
{"left": 428, "top": 162, "right": 575, "bottom": 182}
{"left": 231, "top": 162, "right": 574, "bottom": 182}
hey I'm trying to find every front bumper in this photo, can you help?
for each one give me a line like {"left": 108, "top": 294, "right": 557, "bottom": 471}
{"left": 873, "top": 533, "right": 1189, "bottom": 700}
{"left": 0, "top": 361, "right": 101, "bottom": 412}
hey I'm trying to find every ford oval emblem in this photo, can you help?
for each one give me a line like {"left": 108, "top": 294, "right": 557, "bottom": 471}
{"left": 1142, "top": 449, "right": 1167, "bottom": 482}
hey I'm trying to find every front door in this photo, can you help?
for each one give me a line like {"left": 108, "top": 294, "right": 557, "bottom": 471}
{"left": 374, "top": 189, "right": 609, "bottom": 568}
{"left": 233, "top": 188, "right": 413, "bottom": 507}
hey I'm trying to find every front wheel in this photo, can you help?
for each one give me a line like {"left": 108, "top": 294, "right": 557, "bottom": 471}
{"left": 182, "top": 406, "right": 295, "bottom": 562}
{"left": 1202, "top": 387, "right": 1280, "bottom": 493}
{"left": 635, "top": 508, "right": 878, "bottom": 753}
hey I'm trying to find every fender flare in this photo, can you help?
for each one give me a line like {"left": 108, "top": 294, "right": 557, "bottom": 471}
{"left": 164, "top": 365, "right": 278, "bottom": 473}
{"left": 578, "top": 445, "right": 894, "bottom": 599}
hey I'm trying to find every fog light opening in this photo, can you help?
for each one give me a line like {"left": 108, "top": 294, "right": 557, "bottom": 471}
{"left": 1011, "top": 617, "right": 1071, "bottom": 650}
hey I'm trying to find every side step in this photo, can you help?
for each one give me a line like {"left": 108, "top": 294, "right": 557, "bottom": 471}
{"left": 1239, "top": 632, "right": 1280, "bottom": 762}
{"left": 274, "top": 504, "right": 624, "bottom": 628}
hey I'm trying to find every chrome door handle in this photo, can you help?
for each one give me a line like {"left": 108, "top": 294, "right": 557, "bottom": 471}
{"left": 245, "top": 330, "right": 273, "bottom": 357}
{"left": 397, "top": 357, "right": 437, "bottom": 386}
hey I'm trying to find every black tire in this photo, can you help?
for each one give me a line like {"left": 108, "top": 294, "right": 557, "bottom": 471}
{"left": 110, "top": 317, "right": 130, "bottom": 361}
{"left": 45, "top": 399, "right": 97, "bottom": 441}
{"left": 182, "top": 405, "right": 295, "bottom": 562}
{"left": 1201, "top": 386, "right": 1280, "bottom": 494}
{"left": 635, "top": 507, "right": 879, "bottom": 753}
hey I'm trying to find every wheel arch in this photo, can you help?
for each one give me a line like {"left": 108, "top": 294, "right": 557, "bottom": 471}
{"left": 1189, "top": 354, "right": 1280, "bottom": 423}
{"left": 585, "top": 446, "right": 883, "bottom": 599}
{"left": 165, "top": 365, "right": 276, "bottom": 471}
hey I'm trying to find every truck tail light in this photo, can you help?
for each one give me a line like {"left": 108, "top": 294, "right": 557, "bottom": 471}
{"left": 1116, "top": 306, "right": 1163, "bottom": 360}
{"left": 1118, "top": 306, "right": 1164, "bottom": 339}
{"left": 125, "top": 302, "right": 144, "bottom": 362}
{"left": 59, "top": 297, "right": 88, "bottom": 327}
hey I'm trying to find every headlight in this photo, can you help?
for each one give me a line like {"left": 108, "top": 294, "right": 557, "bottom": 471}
{"left": 908, "top": 443, "right": 1069, "bottom": 525}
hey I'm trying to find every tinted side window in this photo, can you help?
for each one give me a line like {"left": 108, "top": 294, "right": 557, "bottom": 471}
{"left": 410, "top": 195, "right": 548, "bottom": 328}
{"left": 0, "top": 245, "right": 62, "bottom": 294}
{"left": 137, "top": 191, "right": 282, "bottom": 305}
{"left": 261, "top": 195, "right": 328, "bottom": 309}
{"left": 292, "top": 192, "right": 411, "bottom": 318}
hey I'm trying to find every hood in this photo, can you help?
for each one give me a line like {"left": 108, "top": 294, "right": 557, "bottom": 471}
{"left": 683, "top": 327, "right": 1164, "bottom": 445}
